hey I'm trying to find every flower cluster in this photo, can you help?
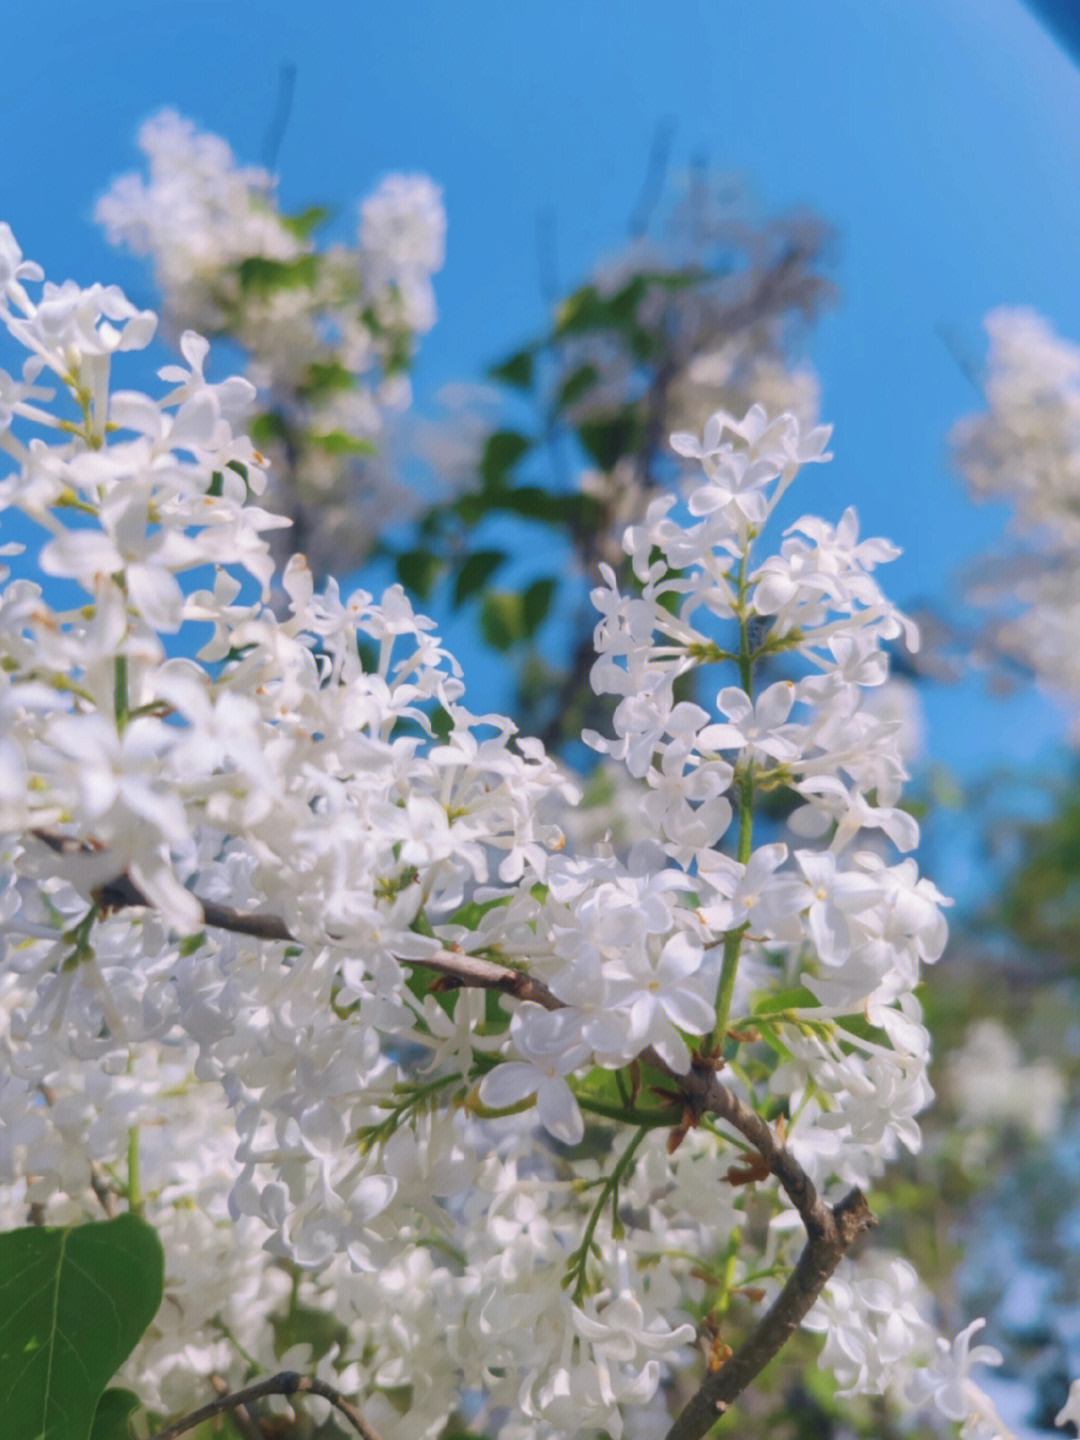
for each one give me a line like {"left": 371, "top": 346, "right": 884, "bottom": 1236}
{"left": 805, "top": 1256, "right": 1018, "bottom": 1439}
{"left": 951, "top": 307, "right": 1080, "bottom": 738}
{"left": 96, "top": 110, "right": 446, "bottom": 573}
{"left": 0, "top": 223, "right": 1011, "bottom": 1439}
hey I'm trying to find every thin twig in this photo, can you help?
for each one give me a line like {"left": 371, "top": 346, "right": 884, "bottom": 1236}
{"left": 20, "top": 831, "right": 563, "bottom": 1011}
{"left": 94, "top": 870, "right": 563, "bottom": 1010}
{"left": 209, "top": 1372, "right": 261, "bottom": 1440}
{"left": 147, "top": 1370, "right": 383, "bottom": 1440}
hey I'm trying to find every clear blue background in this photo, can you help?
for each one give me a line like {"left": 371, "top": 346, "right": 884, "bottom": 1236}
{"left": 5, "top": 0, "right": 1080, "bottom": 793}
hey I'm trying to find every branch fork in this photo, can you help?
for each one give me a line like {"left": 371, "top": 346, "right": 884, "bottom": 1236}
{"left": 44, "top": 843, "right": 876, "bottom": 1436}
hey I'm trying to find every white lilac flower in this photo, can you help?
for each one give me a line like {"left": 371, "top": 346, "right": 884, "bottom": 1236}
{"left": 951, "top": 308, "right": 1080, "bottom": 737}
{"left": 96, "top": 114, "right": 445, "bottom": 574}
{"left": 0, "top": 238, "right": 953, "bottom": 1439}
{"left": 1058, "top": 1378, "right": 1080, "bottom": 1433}
{"left": 802, "top": 1254, "right": 936, "bottom": 1397}
{"left": 905, "top": 1319, "right": 1005, "bottom": 1425}
{"left": 479, "top": 1004, "right": 591, "bottom": 1144}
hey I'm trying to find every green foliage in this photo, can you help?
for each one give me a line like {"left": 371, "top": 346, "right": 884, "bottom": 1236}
{"left": 479, "top": 430, "right": 531, "bottom": 490}
{"left": 554, "top": 277, "right": 649, "bottom": 342}
{"left": 751, "top": 985, "right": 819, "bottom": 1016}
{"left": 453, "top": 549, "right": 506, "bottom": 605}
{"left": 237, "top": 253, "right": 320, "bottom": 293}
{"left": 270, "top": 1294, "right": 350, "bottom": 1367}
{"left": 384, "top": 181, "right": 834, "bottom": 755}
{"left": 990, "top": 769, "right": 1080, "bottom": 959}
{"left": 250, "top": 410, "right": 290, "bottom": 447}
{"left": 557, "top": 362, "right": 601, "bottom": 409}
{"left": 279, "top": 204, "right": 335, "bottom": 241}
{"left": 396, "top": 548, "right": 443, "bottom": 600}
{"left": 311, "top": 430, "right": 378, "bottom": 457}
{"left": 478, "top": 578, "right": 555, "bottom": 650}
{"left": 487, "top": 348, "right": 534, "bottom": 389}
{"left": 0, "top": 1213, "right": 163, "bottom": 1440}
{"left": 305, "top": 360, "right": 358, "bottom": 397}
{"left": 578, "top": 412, "right": 643, "bottom": 469}
{"left": 479, "top": 590, "right": 527, "bottom": 651}
{"left": 88, "top": 1389, "right": 142, "bottom": 1440}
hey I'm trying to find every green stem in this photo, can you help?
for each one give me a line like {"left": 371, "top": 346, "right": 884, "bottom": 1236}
{"left": 736, "top": 549, "right": 753, "bottom": 694}
{"left": 113, "top": 654, "right": 129, "bottom": 731}
{"left": 711, "top": 924, "right": 747, "bottom": 1055}
{"left": 568, "top": 1126, "right": 650, "bottom": 1303}
{"left": 126, "top": 1125, "right": 143, "bottom": 1216}
{"left": 717, "top": 1228, "right": 742, "bottom": 1314}
{"left": 124, "top": 1050, "right": 143, "bottom": 1216}
{"left": 576, "top": 1094, "right": 681, "bottom": 1129}
{"left": 710, "top": 553, "right": 757, "bottom": 1052}
{"left": 211, "top": 1314, "right": 263, "bottom": 1372}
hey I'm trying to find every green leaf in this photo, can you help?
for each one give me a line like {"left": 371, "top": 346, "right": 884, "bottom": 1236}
{"left": 304, "top": 360, "right": 355, "bottom": 396}
{"left": 753, "top": 986, "right": 819, "bottom": 1016}
{"left": 250, "top": 411, "right": 290, "bottom": 447}
{"left": 450, "top": 492, "right": 483, "bottom": 526}
{"left": 557, "top": 363, "right": 600, "bottom": 410}
{"left": 237, "top": 253, "right": 319, "bottom": 293}
{"left": 270, "top": 1300, "right": 349, "bottom": 1367}
{"left": 553, "top": 283, "right": 602, "bottom": 336}
{"left": 452, "top": 549, "right": 506, "bottom": 606}
{"left": 490, "top": 485, "right": 567, "bottom": 523}
{"left": 430, "top": 705, "right": 453, "bottom": 743}
{"left": 89, "top": 1388, "right": 141, "bottom": 1440}
{"left": 606, "top": 275, "right": 649, "bottom": 327}
{"left": 577, "top": 412, "right": 642, "bottom": 470}
{"left": 575, "top": 1064, "right": 630, "bottom": 1111}
{"left": 310, "top": 430, "right": 378, "bottom": 457}
{"left": 0, "top": 1213, "right": 164, "bottom": 1440}
{"left": 395, "top": 549, "right": 442, "bottom": 600}
{"left": 280, "top": 204, "right": 334, "bottom": 240}
{"left": 477, "top": 576, "right": 559, "bottom": 650}
{"left": 554, "top": 276, "right": 648, "bottom": 339}
{"left": 448, "top": 894, "right": 510, "bottom": 929}
{"left": 480, "top": 430, "right": 531, "bottom": 491}
{"left": 488, "top": 349, "right": 534, "bottom": 389}
{"left": 522, "top": 577, "right": 556, "bottom": 636}
{"left": 479, "top": 591, "right": 526, "bottom": 651}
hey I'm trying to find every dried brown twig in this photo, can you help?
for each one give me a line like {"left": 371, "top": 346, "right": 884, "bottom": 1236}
{"left": 146, "top": 1371, "right": 382, "bottom": 1440}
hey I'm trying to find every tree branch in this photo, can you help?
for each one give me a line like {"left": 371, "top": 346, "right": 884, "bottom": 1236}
{"left": 664, "top": 1188, "right": 876, "bottom": 1440}
{"left": 147, "top": 1370, "right": 383, "bottom": 1440}
{"left": 45, "top": 834, "right": 877, "bottom": 1427}
{"left": 81, "top": 857, "right": 563, "bottom": 1011}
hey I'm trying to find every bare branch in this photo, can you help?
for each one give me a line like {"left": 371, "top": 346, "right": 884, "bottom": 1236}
{"left": 74, "top": 848, "right": 565, "bottom": 1011}
{"left": 208, "top": 1372, "right": 261, "bottom": 1440}
{"left": 147, "top": 1370, "right": 383, "bottom": 1440}
{"left": 690, "top": 1064, "right": 830, "bottom": 1233}
{"left": 664, "top": 1188, "right": 876, "bottom": 1440}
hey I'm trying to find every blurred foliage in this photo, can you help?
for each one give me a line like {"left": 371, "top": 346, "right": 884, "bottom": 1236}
{"left": 384, "top": 168, "right": 836, "bottom": 756}
{"left": 981, "top": 759, "right": 1080, "bottom": 963}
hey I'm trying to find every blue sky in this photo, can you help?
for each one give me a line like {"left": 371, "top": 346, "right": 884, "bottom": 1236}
{"left": 5, "top": 0, "right": 1080, "bottom": 799}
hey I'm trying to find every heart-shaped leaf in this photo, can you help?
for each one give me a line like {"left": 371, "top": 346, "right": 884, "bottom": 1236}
{"left": 0, "top": 1214, "right": 163, "bottom": 1440}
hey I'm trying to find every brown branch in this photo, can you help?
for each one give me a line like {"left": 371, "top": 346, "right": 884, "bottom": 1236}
{"left": 80, "top": 854, "right": 563, "bottom": 1011}
{"left": 687, "top": 1064, "right": 826, "bottom": 1232}
{"left": 208, "top": 1372, "right": 261, "bottom": 1440}
{"left": 147, "top": 1370, "right": 383, "bottom": 1440}
{"left": 650, "top": 1059, "right": 876, "bottom": 1437}
{"left": 45, "top": 832, "right": 875, "bottom": 1427}
{"left": 664, "top": 1188, "right": 875, "bottom": 1440}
